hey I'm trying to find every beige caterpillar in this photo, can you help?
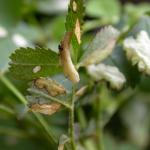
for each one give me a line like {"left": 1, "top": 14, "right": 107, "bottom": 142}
{"left": 59, "top": 32, "right": 80, "bottom": 83}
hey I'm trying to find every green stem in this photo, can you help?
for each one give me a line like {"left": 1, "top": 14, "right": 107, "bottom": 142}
{"left": 77, "top": 107, "right": 87, "bottom": 129}
{"left": 0, "top": 74, "right": 57, "bottom": 144}
{"left": 69, "top": 86, "right": 76, "bottom": 150}
{"left": 99, "top": 127, "right": 104, "bottom": 150}
{"left": 95, "top": 97, "right": 104, "bottom": 150}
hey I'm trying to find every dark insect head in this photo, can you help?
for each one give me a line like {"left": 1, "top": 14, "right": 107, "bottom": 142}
{"left": 58, "top": 43, "right": 63, "bottom": 51}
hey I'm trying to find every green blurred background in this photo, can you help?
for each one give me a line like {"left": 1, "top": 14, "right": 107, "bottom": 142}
{"left": 0, "top": 0, "right": 150, "bottom": 150}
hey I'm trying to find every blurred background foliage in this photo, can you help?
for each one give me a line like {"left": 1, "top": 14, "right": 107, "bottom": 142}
{"left": 0, "top": 0, "right": 150, "bottom": 150}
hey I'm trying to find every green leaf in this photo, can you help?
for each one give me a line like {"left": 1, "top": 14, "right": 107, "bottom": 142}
{"left": 109, "top": 16, "right": 150, "bottom": 88}
{"left": 123, "top": 30, "right": 150, "bottom": 75}
{"left": 129, "top": 15, "right": 150, "bottom": 36}
{"left": 109, "top": 45, "right": 141, "bottom": 88}
{"left": 0, "top": 0, "right": 23, "bottom": 27}
{"left": 65, "top": 0, "right": 84, "bottom": 63}
{"left": 86, "top": 0, "right": 121, "bottom": 23}
{"left": 36, "top": 0, "right": 68, "bottom": 14}
{"left": 79, "top": 26, "right": 120, "bottom": 67}
{"left": 58, "top": 134, "right": 70, "bottom": 150}
{"left": 124, "top": 3, "right": 150, "bottom": 25}
{"left": 9, "top": 47, "right": 62, "bottom": 80}
{"left": 121, "top": 99, "right": 150, "bottom": 148}
{"left": 87, "top": 63, "right": 126, "bottom": 90}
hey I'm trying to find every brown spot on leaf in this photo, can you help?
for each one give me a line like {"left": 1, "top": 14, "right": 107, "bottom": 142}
{"left": 29, "top": 102, "right": 61, "bottom": 115}
{"left": 72, "top": 1, "right": 77, "bottom": 12}
{"left": 34, "top": 78, "right": 66, "bottom": 96}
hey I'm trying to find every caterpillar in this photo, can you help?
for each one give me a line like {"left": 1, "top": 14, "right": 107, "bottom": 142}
{"left": 59, "top": 32, "right": 80, "bottom": 84}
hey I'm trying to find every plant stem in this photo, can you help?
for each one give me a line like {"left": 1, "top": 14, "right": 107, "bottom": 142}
{"left": 77, "top": 107, "right": 87, "bottom": 129}
{"left": 95, "top": 97, "right": 104, "bottom": 150}
{"left": 0, "top": 74, "right": 57, "bottom": 144}
{"left": 69, "top": 85, "right": 76, "bottom": 150}
{"left": 96, "top": 111, "right": 104, "bottom": 150}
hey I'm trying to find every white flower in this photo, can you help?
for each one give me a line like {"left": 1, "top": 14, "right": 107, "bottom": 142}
{"left": 123, "top": 30, "right": 150, "bottom": 75}
{"left": 87, "top": 64, "right": 126, "bottom": 90}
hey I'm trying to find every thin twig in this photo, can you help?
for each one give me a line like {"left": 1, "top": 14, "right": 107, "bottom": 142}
{"left": 94, "top": 85, "right": 105, "bottom": 150}
{"left": 69, "top": 85, "right": 76, "bottom": 150}
{"left": 95, "top": 98, "right": 104, "bottom": 150}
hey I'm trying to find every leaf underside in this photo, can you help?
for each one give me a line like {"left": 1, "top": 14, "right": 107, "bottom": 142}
{"left": 79, "top": 26, "right": 120, "bottom": 66}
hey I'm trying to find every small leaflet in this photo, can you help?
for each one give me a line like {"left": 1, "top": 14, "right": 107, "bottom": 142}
{"left": 79, "top": 26, "right": 120, "bottom": 67}
{"left": 75, "top": 85, "right": 88, "bottom": 97}
{"left": 9, "top": 47, "right": 61, "bottom": 80}
{"left": 87, "top": 63, "right": 126, "bottom": 90}
{"left": 58, "top": 134, "right": 70, "bottom": 150}
{"left": 123, "top": 30, "right": 150, "bottom": 75}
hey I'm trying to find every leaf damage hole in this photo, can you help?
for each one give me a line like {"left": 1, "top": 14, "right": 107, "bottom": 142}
{"left": 72, "top": 1, "right": 77, "bottom": 12}
{"left": 33, "top": 66, "right": 41, "bottom": 73}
